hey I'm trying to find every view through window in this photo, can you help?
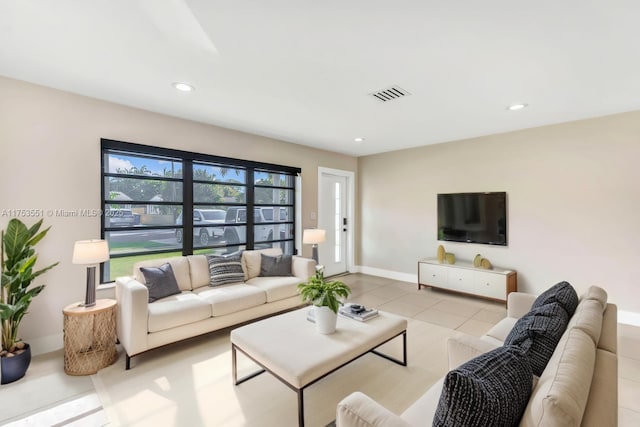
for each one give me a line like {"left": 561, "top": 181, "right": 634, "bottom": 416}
{"left": 101, "top": 139, "right": 300, "bottom": 282}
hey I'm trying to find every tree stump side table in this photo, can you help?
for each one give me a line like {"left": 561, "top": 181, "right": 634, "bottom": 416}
{"left": 63, "top": 299, "right": 117, "bottom": 375}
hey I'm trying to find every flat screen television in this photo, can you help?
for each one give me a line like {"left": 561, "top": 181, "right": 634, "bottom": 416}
{"left": 437, "top": 192, "right": 507, "bottom": 246}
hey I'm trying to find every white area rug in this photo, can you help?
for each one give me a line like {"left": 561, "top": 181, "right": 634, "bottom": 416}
{"left": 92, "top": 318, "right": 454, "bottom": 427}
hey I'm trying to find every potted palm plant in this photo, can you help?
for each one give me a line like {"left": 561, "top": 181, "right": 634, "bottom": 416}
{"left": 0, "top": 218, "right": 58, "bottom": 384}
{"left": 298, "top": 267, "right": 351, "bottom": 334}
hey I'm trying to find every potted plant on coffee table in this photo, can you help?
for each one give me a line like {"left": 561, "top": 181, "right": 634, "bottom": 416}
{"left": 0, "top": 218, "right": 58, "bottom": 384}
{"left": 298, "top": 266, "right": 351, "bottom": 334}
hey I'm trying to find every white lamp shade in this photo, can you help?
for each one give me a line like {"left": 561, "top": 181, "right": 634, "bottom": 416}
{"left": 303, "top": 229, "right": 326, "bottom": 245}
{"left": 72, "top": 239, "right": 109, "bottom": 264}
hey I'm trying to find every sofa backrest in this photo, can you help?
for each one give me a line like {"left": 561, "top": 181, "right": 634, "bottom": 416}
{"left": 519, "top": 328, "right": 596, "bottom": 427}
{"left": 519, "top": 285, "right": 615, "bottom": 427}
{"left": 133, "top": 256, "right": 193, "bottom": 292}
{"left": 567, "top": 299, "right": 604, "bottom": 345}
{"left": 132, "top": 248, "right": 288, "bottom": 292}
{"left": 598, "top": 304, "right": 617, "bottom": 353}
{"left": 242, "top": 248, "right": 283, "bottom": 280}
{"left": 188, "top": 255, "right": 210, "bottom": 289}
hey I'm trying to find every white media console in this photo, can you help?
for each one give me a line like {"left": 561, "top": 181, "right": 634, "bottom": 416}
{"left": 418, "top": 258, "right": 517, "bottom": 303}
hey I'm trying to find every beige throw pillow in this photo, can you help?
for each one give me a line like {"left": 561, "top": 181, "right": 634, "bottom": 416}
{"left": 242, "top": 248, "right": 283, "bottom": 280}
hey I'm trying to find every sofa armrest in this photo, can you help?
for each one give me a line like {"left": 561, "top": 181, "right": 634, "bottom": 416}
{"left": 507, "top": 292, "right": 537, "bottom": 318}
{"left": 115, "top": 276, "right": 150, "bottom": 357}
{"left": 291, "top": 256, "right": 316, "bottom": 280}
{"left": 337, "top": 392, "right": 413, "bottom": 427}
{"left": 447, "top": 333, "right": 500, "bottom": 370}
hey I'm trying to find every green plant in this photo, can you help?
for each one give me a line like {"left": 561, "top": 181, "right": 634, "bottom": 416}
{"left": 0, "top": 219, "right": 58, "bottom": 354}
{"left": 297, "top": 268, "right": 351, "bottom": 314}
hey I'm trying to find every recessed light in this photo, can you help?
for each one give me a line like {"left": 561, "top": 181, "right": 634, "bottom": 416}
{"left": 172, "top": 82, "right": 194, "bottom": 92}
{"left": 354, "top": 137, "right": 365, "bottom": 142}
{"left": 507, "top": 103, "right": 528, "bottom": 111}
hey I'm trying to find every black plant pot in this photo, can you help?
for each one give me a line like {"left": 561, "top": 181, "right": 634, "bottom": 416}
{"left": 1, "top": 343, "right": 31, "bottom": 385}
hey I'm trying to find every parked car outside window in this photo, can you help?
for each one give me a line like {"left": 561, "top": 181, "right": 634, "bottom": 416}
{"left": 223, "top": 207, "right": 290, "bottom": 247}
{"left": 175, "top": 209, "right": 226, "bottom": 246}
{"left": 105, "top": 208, "right": 135, "bottom": 227}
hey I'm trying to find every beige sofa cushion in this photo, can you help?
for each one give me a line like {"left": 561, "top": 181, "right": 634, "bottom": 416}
{"left": 147, "top": 293, "right": 212, "bottom": 333}
{"left": 567, "top": 299, "right": 603, "bottom": 345}
{"left": 484, "top": 316, "right": 517, "bottom": 344}
{"left": 134, "top": 256, "right": 192, "bottom": 292}
{"left": 245, "top": 276, "right": 301, "bottom": 302}
{"left": 401, "top": 377, "right": 444, "bottom": 425}
{"left": 446, "top": 333, "right": 500, "bottom": 370}
{"left": 520, "top": 328, "right": 595, "bottom": 427}
{"left": 193, "top": 283, "right": 266, "bottom": 316}
{"left": 337, "top": 391, "right": 413, "bottom": 427}
{"left": 580, "top": 285, "right": 607, "bottom": 309}
{"left": 187, "top": 255, "right": 210, "bottom": 288}
{"left": 242, "top": 248, "right": 282, "bottom": 280}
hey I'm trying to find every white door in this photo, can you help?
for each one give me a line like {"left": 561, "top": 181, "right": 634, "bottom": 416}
{"left": 318, "top": 171, "right": 350, "bottom": 276}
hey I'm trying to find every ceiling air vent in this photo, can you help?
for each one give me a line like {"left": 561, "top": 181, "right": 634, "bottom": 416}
{"left": 369, "top": 85, "right": 411, "bottom": 102}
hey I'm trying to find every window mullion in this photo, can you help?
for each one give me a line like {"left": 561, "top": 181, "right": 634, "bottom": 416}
{"left": 246, "top": 169, "right": 255, "bottom": 249}
{"left": 183, "top": 160, "right": 194, "bottom": 256}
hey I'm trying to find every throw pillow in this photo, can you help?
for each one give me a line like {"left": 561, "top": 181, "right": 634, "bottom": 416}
{"left": 259, "top": 254, "right": 293, "bottom": 277}
{"left": 433, "top": 345, "right": 533, "bottom": 427}
{"left": 207, "top": 253, "right": 245, "bottom": 286}
{"left": 531, "top": 281, "right": 579, "bottom": 317}
{"left": 504, "top": 302, "right": 569, "bottom": 376}
{"left": 139, "top": 263, "right": 181, "bottom": 303}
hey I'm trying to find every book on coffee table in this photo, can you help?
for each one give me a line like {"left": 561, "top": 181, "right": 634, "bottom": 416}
{"left": 339, "top": 303, "right": 379, "bottom": 321}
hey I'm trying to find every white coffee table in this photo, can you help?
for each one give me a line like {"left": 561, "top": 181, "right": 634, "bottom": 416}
{"left": 230, "top": 307, "right": 408, "bottom": 426}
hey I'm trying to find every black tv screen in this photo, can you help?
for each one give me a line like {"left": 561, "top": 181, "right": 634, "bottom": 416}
{"left": 437, "top": 192, "right": 507, "bottom": 246}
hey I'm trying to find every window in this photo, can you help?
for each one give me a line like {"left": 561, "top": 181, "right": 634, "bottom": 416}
{"left": 253, "top": 170, "right": 296, "bottom": 254}
{"left": 101, "top": 139, "right": 300, "bottom": 282}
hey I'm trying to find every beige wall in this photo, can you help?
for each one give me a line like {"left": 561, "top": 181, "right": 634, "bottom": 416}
{"left": 358, "top": 110, "right": 640, "bottom": 314}
{"left": 0, "top": 76, "right": 357, "bottom": 352}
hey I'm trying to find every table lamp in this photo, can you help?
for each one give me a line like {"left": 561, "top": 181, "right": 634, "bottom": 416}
{"left": 302, "top": 229, "right": 326, "bottom": 265}
{"left": 72, "top": 239, "right": 109, "bottom": 307}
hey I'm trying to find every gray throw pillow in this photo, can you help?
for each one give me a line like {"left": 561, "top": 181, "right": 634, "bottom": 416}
{"left": 259, "top": 254, "right": 293, "bottom": 277}
{"left": 207, "top": 253, "right": 245, "bottom": 286}
{"left": 139, "top": 263, "right": 181, "bottom": 303}
{"left": 433, "top": 345, "right": 533, "bottom": 427}
{"left": 504, "top": 302, "right": 569, "bottom": 376}
{"left": 531, "top": 281, "right": 579, "bottom": 317}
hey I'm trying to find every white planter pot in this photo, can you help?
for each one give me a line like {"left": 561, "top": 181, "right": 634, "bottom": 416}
{"left": 314, "top": 306, "right": 337, "bottom": 334}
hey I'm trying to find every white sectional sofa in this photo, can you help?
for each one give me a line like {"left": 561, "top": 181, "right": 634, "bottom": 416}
{"left": 115, "top": 248, "right": 315, "bottom": 369}
{"left": 337, "top": 284, "right": 618, "bottom": 426}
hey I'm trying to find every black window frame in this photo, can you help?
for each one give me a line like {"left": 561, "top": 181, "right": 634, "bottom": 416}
{"left": 100, "top": 138, "right": 301, "bottom": 283}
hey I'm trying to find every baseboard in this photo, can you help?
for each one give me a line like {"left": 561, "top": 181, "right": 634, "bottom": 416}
{"left": 351, "top": 265, "right": 417, "bottom": 284}
{"left": 28, "top": 332, "right": 63, "bottom": 356}
{"left": 618, "top": 310, "right": 640, "bottom": 327}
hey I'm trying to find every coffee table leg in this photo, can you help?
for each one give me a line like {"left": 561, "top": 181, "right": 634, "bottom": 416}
{"left": 298, "top": 388, "right": 304, "bottom": 427}
{"left": 232, "top": 343, "right": 267, "bottom": 385}
{"left": 371, "top": 330, "right": 407, "bottom": 366}
{"left": 232, "top": 343, "right": 238, "bottom": 384}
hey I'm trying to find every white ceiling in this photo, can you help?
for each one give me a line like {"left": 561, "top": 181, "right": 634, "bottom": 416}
{"left": 2, "top": 1, "right": 640, "bottom": 156}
